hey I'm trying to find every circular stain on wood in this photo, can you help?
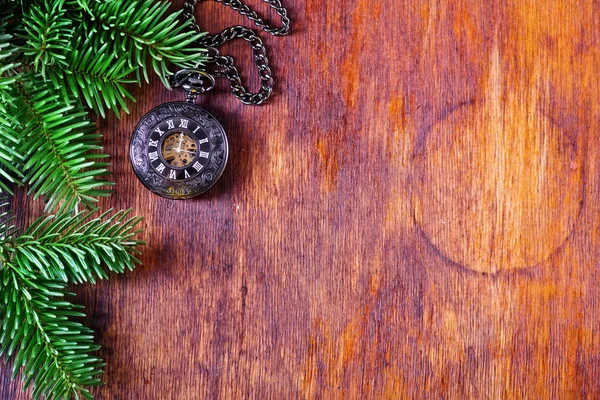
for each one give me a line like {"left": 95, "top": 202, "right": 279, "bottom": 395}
{"left": 413, "top": 100, "right": 583, "bottom": 273}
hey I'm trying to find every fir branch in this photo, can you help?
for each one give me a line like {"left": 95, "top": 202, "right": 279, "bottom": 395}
{"left": 21, "top": 0, "right": 72, "bottom": 78}
{"left": 0, "top": 202, "right": 145, "bottom": 400}
{"left": 0, "top": 21, "right": 23, "bottom": 194}
{"left": 11, "top": 75, "right": 113, "bottom": 213}
{"left": 45, "top": 37, "right": 138, "bottom": 118}
{"left": 68, "top": 0, "right": 91, "bottom": 16}
{"left": 69, "top": 0, "right": 208, "bottom": 87}
{"left": 20, "top": 0, "right": 137, "bottom": 118}
{"left": 1, "top": 208, "right": 145, "bottom": 283}
{"left": 0, "top": 267, "right": 102, "bottom": 400}
{"left": 0, "top": 1, "right": 197, "bottom": 397}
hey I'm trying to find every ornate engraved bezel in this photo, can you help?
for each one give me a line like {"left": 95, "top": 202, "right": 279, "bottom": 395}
{"left": 129, "top": 102, "right": 229, "bottom": 199}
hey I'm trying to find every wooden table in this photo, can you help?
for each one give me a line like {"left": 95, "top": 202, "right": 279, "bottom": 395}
{"left": 3, "top": 0, "right": 600, "bottom": 398}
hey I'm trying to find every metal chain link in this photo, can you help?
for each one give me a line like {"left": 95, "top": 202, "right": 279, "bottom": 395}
{"left": 179, "top": 0, "right": 290, "bottom": 105}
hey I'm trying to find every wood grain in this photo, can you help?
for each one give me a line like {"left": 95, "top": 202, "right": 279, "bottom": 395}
{"left": 3, "top": 0, "right": 600, "bottom": 398}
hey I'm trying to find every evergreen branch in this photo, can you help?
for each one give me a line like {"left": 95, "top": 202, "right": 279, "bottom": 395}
{"left": 0, "top": 267, "right": 102, "bottom": 400}
{"left": 69, "top": 0, "right": 208, "bottom": 87}
{"left": 0, "top": 0, "right": 194, "bottom": 397}
{"left": 0, "top": 208, "right": 145, "bottom": 283}
{"left": 0, "top": 33, "right": 19, "bottom": 88}
{"left": 11, "top": 75, "right": 113, "bottom": 213}
{"left": 0, "top": 200, "right": 19, "bottom": 241}
{"left": 20, "top": 0, "right": 72, "bottom": 78}
{"left": 0, "top": 21, "right": 24, "bottom": 194}
{"left": 68, "top": 0, "right": 91, "bottom": 16}
{"left": 19, "top": 0, "right": 137, "bottom": 118}
{"left": 45, "top": 37, "right": 138, "bottom": 118}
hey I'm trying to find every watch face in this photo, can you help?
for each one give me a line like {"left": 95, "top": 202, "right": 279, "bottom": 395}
{"left": 161, "top": 132, "right": 200, "bottom": 168}
{"left": 147, "top": 118, "right": 211, "bottom": 180}
{"left": 130, "top": 102, "right": 229, "bottom": 199}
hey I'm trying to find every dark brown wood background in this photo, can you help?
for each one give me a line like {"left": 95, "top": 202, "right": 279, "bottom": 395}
{"left": 4, "top": 0, "right": 600, "bottom": 398}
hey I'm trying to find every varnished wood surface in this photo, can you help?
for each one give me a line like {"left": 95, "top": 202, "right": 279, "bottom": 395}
{"left": 4, "top": 0, "right": 600, "bottom": 398}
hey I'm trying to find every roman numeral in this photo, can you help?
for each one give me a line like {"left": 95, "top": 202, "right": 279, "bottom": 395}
{"left": 199, "top": 138, "right": 208, "bottom": 144}
{"left": 169, "top": 169, "right": 176, "bottom": 179}
{"left": 193, "top": 161, "right": 202, "bottom": 172}
{"left": 156, "top": 163, "right": 166, "bottom": 173}
{"left": 154, "top": 127, "right": 165, "bottom": 136}
{"left": 179, "top": 119, "right": 189, "bottom": 128}
{"left": 148, "top": 139, "right": 158, "bottom": 147}
{"left": 184, "top": 170, "right": 190, "bottom": 179}
{"left": 193, "top": 126, "right": 201, "bottom": 134}
{"left": 199, "top": 151, "right": 209, "bottom": 158}
{"left": 167, "top": 120, "right": 175, "bottom": 129}
{"left": 149, "top": 151, "right": 159, "bottom": 162}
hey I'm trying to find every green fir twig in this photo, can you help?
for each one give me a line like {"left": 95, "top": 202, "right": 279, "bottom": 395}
{"left": 0, "top": 0, "right": 206, "bottom": 397}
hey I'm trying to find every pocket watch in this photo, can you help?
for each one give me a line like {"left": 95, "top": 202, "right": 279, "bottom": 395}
{"left": 129, "top": 0, "right": 290, "bottom": 199}
{"left": 129, "top": 99, "right": 228, "bottom": 199}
